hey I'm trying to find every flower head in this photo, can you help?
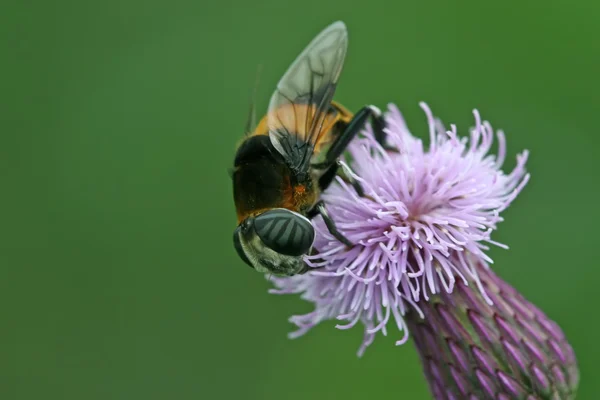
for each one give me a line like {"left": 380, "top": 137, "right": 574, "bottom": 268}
{"left": 270, "top": 102, "right": 530, "bottom": 355}
{"left": 269, "top": 102, "right": 578, "bottom": 398}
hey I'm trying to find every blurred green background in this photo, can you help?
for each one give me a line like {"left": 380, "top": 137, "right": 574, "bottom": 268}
{"left": 1, "top": 0, "right": 598, "bottom": 399}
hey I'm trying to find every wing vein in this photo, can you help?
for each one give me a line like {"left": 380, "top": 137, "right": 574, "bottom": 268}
{"left": 265, "top": 21, "right": 348, "bottom": 173}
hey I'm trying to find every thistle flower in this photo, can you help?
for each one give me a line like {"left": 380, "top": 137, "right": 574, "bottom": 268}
{"left": 269, "top": 102, "right": 579, "bottom": 398}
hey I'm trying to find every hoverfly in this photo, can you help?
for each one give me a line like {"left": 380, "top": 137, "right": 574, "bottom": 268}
{"left": 232, "top": 21, "right": 389, "bottom": 276}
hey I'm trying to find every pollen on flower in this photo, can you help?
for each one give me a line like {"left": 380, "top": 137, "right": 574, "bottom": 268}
{"left": 269, "top": 102, "right": 530, "bottom": 356}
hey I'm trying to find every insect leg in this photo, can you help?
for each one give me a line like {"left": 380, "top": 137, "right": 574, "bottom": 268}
{"left": 317, "top": 160, "right": 369, "bottom": 198}
{"left": 317, "top": 162, "right": 340, "bottom": 191}
{"left": 307, "top": 200, "right": 353, "bottom": 247}
{"left": 371, "top": 108, "right": 396, "bottom": 151}
{"left": 320, "top": 105, "right": 380, "bottom": 166}
{"left": 312, "top": 105, "right": 390, "bottom": 198}
{"left": 314, "top": 105, "right": 393, "bottom": 173}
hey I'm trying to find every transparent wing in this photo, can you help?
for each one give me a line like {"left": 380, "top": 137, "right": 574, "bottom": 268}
{"left": 267, "top": 21, "right": 348, "bottom": 172}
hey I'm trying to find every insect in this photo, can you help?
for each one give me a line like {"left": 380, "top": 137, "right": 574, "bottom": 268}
{"left": 232, "top": 21, "right": 389, "bottom": 276}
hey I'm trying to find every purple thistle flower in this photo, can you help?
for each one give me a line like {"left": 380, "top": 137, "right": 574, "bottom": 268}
{"left": 269, "top": 102, "right": 579, "bottom": 397}
{"left": 270, "top": 102, "right": 529, "bottom": 351}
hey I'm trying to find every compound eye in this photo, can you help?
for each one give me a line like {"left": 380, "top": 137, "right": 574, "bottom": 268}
{"left": 253, "top": 209, "right": 315, "bottom": 256}
{"left": 233, "top": 225, "right": 253, "bottom": 268}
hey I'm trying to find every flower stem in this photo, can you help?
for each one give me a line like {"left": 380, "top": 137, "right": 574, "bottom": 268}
{"left": 406, "top": 260, "right": 579, "bottom": 400}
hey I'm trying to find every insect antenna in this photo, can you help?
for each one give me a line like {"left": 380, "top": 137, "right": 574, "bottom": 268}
{"left": 244, "top": 64, "right": 263, "bottom": 135}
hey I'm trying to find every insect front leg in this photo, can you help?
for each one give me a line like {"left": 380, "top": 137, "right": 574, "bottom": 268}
{"left": 314, "top": 104, "right": 393, "bottom": 198}
{"left": 368, "top": 107, "right": 397, "bottom": 152}
{"left": 317, "top": 161, "right": 372, "bottom": 199}
{"left": 314, "top": 105, "right": 394, "bottom": 172}
{"left": 307, "top": 200, "right": 353, "bottom": 247}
